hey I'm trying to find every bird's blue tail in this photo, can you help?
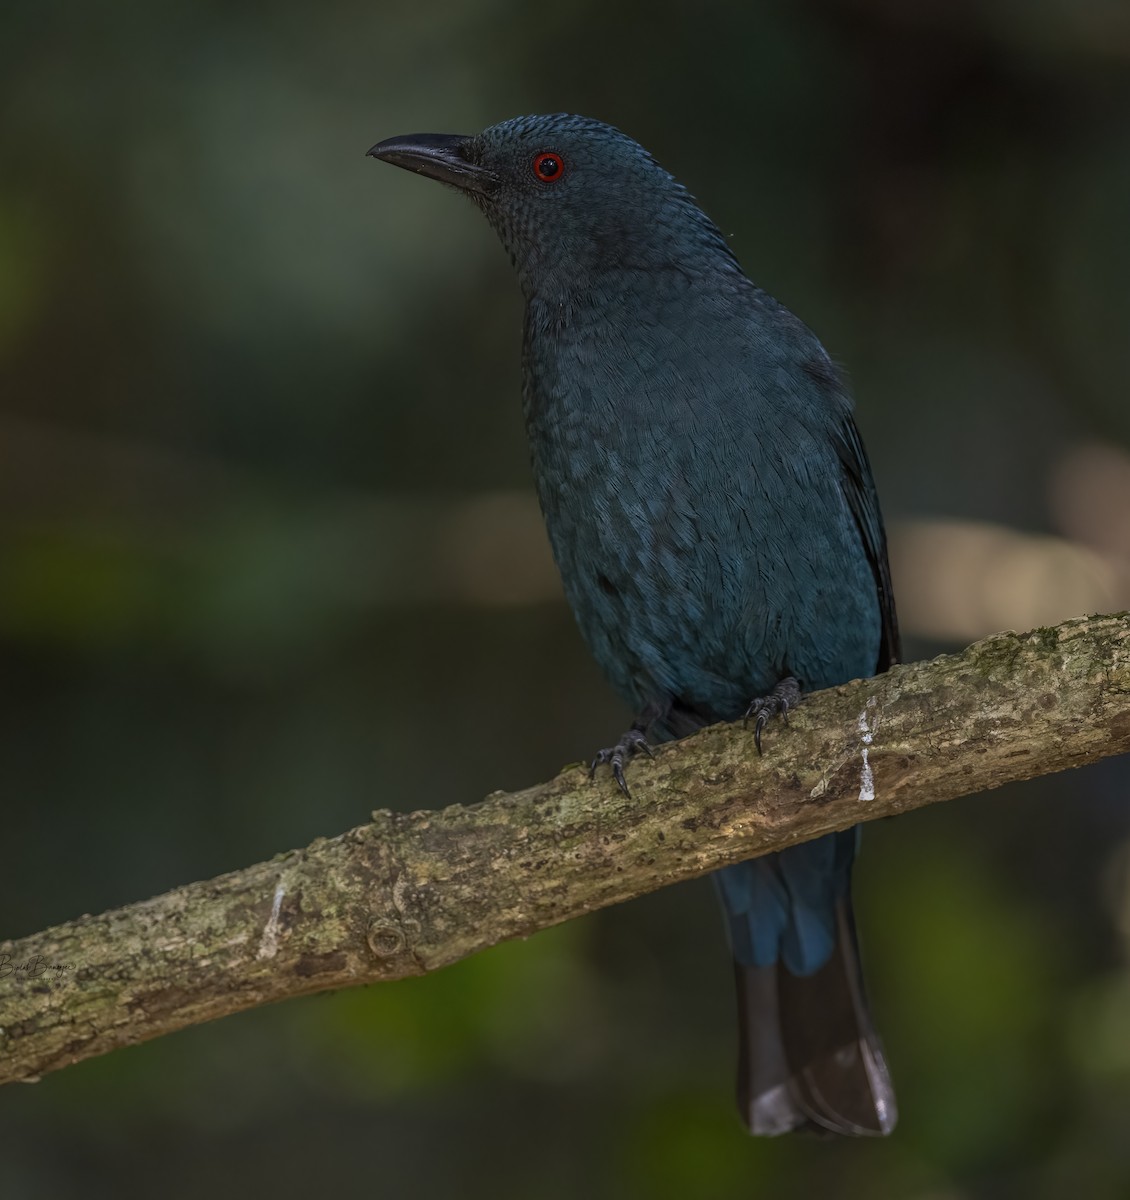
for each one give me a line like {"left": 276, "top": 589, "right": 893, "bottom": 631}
{"left": 714, "top": 830, "right": 897, "bottom": 1136}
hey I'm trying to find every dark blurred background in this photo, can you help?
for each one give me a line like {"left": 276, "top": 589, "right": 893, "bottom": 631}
{"left": 3, "top": 0, "right": 1130, "bottom": 1196}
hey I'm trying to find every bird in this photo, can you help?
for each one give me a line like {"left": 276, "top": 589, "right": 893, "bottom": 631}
{"left": 368, "top": 114, "right": 899, "bottom": 1137}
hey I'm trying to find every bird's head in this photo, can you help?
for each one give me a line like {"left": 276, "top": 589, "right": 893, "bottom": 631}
{"left": 368, "top": 114, "right": 739, "bottom": 295}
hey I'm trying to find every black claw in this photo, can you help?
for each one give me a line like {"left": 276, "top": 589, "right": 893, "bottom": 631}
{"left": 744, "top": 676, "right": 802, "bottom": 756}
{"left": 590, "top": 725, "right": 653, "bottom": 796}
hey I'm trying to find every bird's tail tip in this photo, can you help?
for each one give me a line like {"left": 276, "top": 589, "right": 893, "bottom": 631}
{"left": 734, "top": 900, "right": 897, "bottom": 1138}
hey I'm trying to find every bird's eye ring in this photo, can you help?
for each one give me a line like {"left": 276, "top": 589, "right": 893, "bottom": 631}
{"left": 532, "top": 151, "right": 565, "bottom": 183}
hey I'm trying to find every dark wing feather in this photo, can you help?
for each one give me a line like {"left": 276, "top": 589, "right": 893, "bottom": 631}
{"left": 832, "top": 414, "right": 900, "bottom": 672}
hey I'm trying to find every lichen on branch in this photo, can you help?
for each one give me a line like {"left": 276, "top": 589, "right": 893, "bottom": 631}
{"left": 2, "top": 612, "right": 1129, "bottom": 1087}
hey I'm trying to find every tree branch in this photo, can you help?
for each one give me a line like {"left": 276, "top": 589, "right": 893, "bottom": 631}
{"left": 3, "top": 612, "right": 1129, "bottom": 1087}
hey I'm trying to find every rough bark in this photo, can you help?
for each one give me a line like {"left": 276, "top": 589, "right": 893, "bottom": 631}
{"left": 3, "top": 612, "right": 1129, "bottom": 1087}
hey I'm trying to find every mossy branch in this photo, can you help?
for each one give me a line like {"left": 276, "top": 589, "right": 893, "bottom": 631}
{"left": 3, "top": 613, "right": 1129, "bottom": 1087}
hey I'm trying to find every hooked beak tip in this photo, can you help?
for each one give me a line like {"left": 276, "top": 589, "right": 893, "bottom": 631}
{"left": 366, "top": 133, "right": 497, "bottom": 196}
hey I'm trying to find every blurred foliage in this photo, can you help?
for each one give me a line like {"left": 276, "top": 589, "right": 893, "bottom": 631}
{"left": 3, "top": 0, "right": 1130, "bottom": 1196}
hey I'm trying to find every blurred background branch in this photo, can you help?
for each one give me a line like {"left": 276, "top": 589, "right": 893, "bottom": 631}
{"left": 4, "top": 611, "right": 1128, "bottom": 1092}
{"left": 6, "top": 413, "right": 1130, "bottom": 647}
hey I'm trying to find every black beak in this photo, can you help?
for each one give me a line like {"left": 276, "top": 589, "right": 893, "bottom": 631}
{"left": 367, "top": 133, "right": 498, "bottom": 196}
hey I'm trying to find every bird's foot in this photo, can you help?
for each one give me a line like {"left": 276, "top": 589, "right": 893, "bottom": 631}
{"left": 743, "top": 676, "right": 802, "bottom": 754}
{"left": 590, "top": 727, "right": 654, "bottom": 797}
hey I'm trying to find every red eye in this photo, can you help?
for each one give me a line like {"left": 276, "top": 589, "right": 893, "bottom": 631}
{"left": 532, "top": 151, "right": 564, "bottom": 182}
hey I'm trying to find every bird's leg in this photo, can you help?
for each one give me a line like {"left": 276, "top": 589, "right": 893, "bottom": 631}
{"left": 590, "top": 699, "right": 667, "bottom": 797}
{"left": 743, "top": 676, "right": 801, "bottom": 754}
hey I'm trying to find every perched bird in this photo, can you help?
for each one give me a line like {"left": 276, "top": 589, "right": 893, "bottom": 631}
{"left": 368, "top": 115, "right": 899, "bottom": 1136}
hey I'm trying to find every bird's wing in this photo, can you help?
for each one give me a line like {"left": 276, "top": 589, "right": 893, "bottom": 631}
{"left": 832, "top": 414, "right": 901, "bottom": 671}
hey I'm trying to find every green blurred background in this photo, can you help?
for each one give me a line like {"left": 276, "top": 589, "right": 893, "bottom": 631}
{"left": 3, "top": 0, "right": 1130, "bottom": 1196}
